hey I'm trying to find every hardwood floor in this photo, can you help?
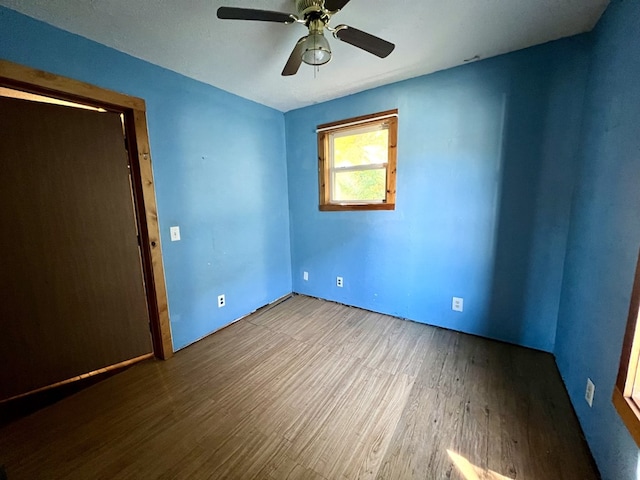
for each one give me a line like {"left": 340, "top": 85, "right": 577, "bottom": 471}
{"left": 0, "top": 295, "right": 598, "bottom": 479}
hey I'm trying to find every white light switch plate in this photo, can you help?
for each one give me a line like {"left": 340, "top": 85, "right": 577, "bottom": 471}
{"left": 170, "top": 226, "right": 181, "bottom": 242}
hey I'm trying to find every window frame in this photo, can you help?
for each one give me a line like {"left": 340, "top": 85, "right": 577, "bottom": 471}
{"left": 317, "top": 109, "right": 398, "bottom": 211}
{"left": 613, "top": 248, "right": 640, "bottom": 447}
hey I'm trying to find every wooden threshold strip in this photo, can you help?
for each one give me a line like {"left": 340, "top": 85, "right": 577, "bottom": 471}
{"left": 0, "top": 353, "right": 153, "bottom": 404}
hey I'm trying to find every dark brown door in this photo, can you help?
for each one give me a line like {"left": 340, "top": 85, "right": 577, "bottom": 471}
{"left": 0, "top": 96, "right": 152, "bottom": 401}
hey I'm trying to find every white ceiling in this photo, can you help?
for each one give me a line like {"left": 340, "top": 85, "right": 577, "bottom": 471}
{"left": 1, "top": 0, "right": 609, "bottom": 112}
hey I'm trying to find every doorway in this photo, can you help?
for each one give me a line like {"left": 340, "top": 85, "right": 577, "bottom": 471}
{"left": 0, "top": 59, "right": 172, "bottom": 403}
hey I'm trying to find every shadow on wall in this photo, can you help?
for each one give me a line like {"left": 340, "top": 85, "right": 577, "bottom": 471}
{"left": 487, "top": 43, "right": 588, "bottom": 351}
{"left": 486, "top": 73, "right": 550, "bottom": 346}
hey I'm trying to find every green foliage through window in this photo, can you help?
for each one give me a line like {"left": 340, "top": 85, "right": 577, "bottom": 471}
{"left": 333, "top": 169, "right": 387, "bottom": 202}
{"left": 330, "top": 127, "right": 389, "bottom": 202}
{"left": 333, "top": 130, "right": 388, "bottom": 168}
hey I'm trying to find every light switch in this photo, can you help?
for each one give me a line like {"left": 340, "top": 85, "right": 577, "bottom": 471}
{"left": 170, "top": 226, "right": 181, "bottom": 242}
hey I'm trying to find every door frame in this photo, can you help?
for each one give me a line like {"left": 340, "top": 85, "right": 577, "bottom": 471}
{"left": 0, "top": 59, "right": 173, "bottom": 359}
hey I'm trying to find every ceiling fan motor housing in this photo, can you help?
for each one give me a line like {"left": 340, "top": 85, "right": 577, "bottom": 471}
{"left": 296, "top": 0, "right": 325, "bottom": 18}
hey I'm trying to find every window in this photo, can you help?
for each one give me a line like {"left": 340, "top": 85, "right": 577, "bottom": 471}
{"left": 317, "top": 109, "right": 398, "bottom": 211}
{"left": 613, "top": 248, "right": 640, "bottom": 447}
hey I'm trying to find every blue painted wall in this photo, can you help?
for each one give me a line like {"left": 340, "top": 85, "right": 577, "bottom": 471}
{"left": 554, "top": 0, "right": 640, "bottom": 478}
{"left": 285, "top": 38, "right": 590, "bottom": 352}
{"left": 0, "top": 7, "right": 292, "bottom": 350}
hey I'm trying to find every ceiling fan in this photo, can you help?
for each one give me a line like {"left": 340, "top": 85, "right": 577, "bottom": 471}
{"left": 217, "top": 0, "right": 395, "bottom": 76}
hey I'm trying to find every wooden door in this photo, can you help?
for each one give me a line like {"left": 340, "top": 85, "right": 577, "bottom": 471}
{"left": 0, "top": 96, "right": 152, "bottom": 401}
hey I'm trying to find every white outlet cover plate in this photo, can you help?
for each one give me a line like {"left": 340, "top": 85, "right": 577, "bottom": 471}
{"left": 217, "top": 294, "right": 225, "bottom": 308}
{"left": 303, "top": 271, "right": 308, "bottom": 281}
{"left": 585, "top": 378, "right": 595, "bottom": 407}
{"left": 452, "top": 297, "right": 464, "bottom": 312}
{"left": 337, "top": 277, "right": 343, "bottom": 287}
{"left": 170, "top": 226, "right": 181, "bottom": 242}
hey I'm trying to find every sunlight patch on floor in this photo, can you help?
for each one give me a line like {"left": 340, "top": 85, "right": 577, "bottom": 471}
{"left": 447, "top": 450, "right": 514, "bottom": 480}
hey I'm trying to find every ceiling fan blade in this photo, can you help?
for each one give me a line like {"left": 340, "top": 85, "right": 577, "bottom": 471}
{"left": 334, "top": 26, "right": 395, "bottom": 58}
{"left": 282, "top": 37, "right": 307, "bottom": 76}
{"left": 324, "top": 0, "right": 351, "bottom": 12}
{"left": 217, "top": 7, "right": 294, "bottom": 23}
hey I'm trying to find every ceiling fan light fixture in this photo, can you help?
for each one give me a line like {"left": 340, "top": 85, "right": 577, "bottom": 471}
{"left": 217, "top": 1, "right": 396, "bottom": 77}
{"left": 302, "top": 33, "right": 332, "bottom": 66}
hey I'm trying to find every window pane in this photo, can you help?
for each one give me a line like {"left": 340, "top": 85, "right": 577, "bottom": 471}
{"left": 333, "top": 128, "right": 388, "bottom": 168}
{"left": 632, "top": 356, "right": 640, "bottom": 401}
{"left": 332, "top": 168, "right": 387, "bottom": 202}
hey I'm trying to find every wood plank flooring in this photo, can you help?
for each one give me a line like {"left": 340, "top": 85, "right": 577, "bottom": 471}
{"left": 0, "top": 295, "right": 599, "bottom": 479}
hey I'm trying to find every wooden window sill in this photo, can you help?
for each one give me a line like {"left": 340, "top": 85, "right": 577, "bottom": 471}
{"left": 319, "top": 203, "right": 395, "bottom": 211}
{"left": 613, "top": 386, "right": 640, "bottom": 447}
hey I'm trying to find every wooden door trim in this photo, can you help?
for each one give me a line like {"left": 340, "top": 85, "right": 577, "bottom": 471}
{"left": 0, "top": 59, "right": 173, "bottom": 359}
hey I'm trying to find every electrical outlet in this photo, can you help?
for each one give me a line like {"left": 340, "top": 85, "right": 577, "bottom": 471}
{"left": 585, "top": 378, "right": 595, "bottom": 407}
{"left": 303, "top": 271, "right": 309, "bottom": 281}
{"left": 452, "top": 297, "right": 464, "bottom": 312}
{"left": 336, "top": 276, "right": 343, "bottom": 288}
{"left": 217, "top": 294, "right": 225, "bottom": 308}
{"left": 170, "top": 226, "right": 181, "bottom": 242}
